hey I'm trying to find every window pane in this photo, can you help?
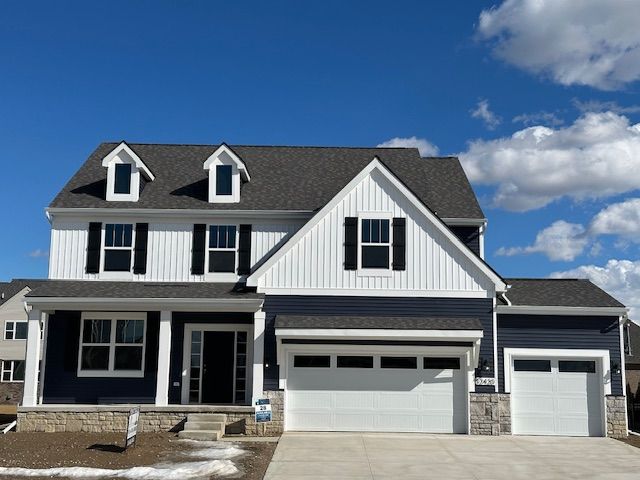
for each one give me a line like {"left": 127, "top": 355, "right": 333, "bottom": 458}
{"left": 337, "top": 356, "right": 373, "bottom": 368}
{"left": 116, "top": 320, "right": 144, "bottom": 344}
{"left": 371, "top": 219, "right": 380, "bottom": 242}
{"left": 294, "top": 355, "right": 330, "bottom": 368}
{"left": 114, "top": 224, "right": 124, "bottom": 246}
{"left": 381, "top": 357, "right": 417, "bottom": 369}
{"left": 114, "top": 164, "right": 132, "bottom": 194}
{"left": 209, "top": 225, "right": 219, "bottom": 248}
{"left": 2, "top": 371, "right": 10, "bottom": 382}
{"left": 381, "top": 220, "right": 389, "bottom": 243}
{"left": 209, "top": 251, "right": 236, "bottom": 273}
{"left": 114, "top": 346, "right": 143, "bottom": 370}
{"left": 218, "top": 225, "right": 228, "bottom": 248}
{"left": 81, "top": 346, "right": 110, "bottom": 370}
{"left": 362, "top": 219, "right": 370, "bottom": 243}
{"left": 104, "top": 250, "right": 132, "bottom": 271}
{"left": 216, "top": 165, "right": 233, "bottom": 195}
{"left": 424, "top": 357, "right": 460, "bottom": 370}
{"left": 362, "top": 245, "right": 389, "bottom": 268}
{"left": 15, "top": 322, "right": 27, "bottom": 340}
{"left": 83, "top": 319, "right": 111, "bottom": 343}
{"left": 105, "top": 224, "right": 115, "bottom": 247}
{"left": 123, "top": 224, "right": 133, "bottom": 247}
{"left": 513, "top": 359, "right": 551, "bottom": 372}
{"left": 559, "top": 360, "right": 596, "bottom": 373}
{"left": 228, "top": 226, "right": 236, "bottom": 248}
{"left": 13, "top": 361, "right": 25, "bottom": 381}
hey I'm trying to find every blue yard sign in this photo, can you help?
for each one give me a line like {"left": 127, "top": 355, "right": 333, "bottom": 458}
{"left": 255, "top": 398, "right": 272, "bottom": 423}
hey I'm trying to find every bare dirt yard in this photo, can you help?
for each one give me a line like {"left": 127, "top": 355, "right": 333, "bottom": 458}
{"left": 0, "top": 432, "right": 276, "bottom": 479}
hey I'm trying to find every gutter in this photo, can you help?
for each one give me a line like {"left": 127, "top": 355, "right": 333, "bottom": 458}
{"left": 46, "top": 207, "right": 315, "bottom": 220}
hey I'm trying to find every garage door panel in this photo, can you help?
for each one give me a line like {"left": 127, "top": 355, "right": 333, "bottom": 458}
{"left": 333, "top": 392, "right": 375, "bottom": 410}
{"left": 378, "top": 392, "right": 420, "bottom": 410}
{"left": 334, "top": 413, "right": 375, "bottom": 430}
{"left": 288, "top": 391, "right": 332, "bottom": 409}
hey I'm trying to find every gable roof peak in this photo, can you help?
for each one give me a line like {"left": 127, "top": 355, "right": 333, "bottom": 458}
{"left": 101, "top": 141, "right": 155, "bottom": 180}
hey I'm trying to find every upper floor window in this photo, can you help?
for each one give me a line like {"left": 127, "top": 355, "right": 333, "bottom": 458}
{"left": 4, "top": 321, "right": 27, "bottom": 340}
{"left": 216, "top": 165, "right": 233, "bottom": 196}
{"left": 104, "top": 224, "right": 134, "bottom": 272}
{"left": 114, "top": 164, "right": 132, "bottom": 194}
{"left": 361, "top": 218, "right": 390, "bottom": 269}
{"left": 208, "top": 225, "right": 237, "bottom": 273}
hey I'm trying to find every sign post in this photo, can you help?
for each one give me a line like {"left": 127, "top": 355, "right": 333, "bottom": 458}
{"left": 255, "top": 398, "right": 272, "bottom": 423}
{"left": 124, "top": 407, "right": 140, "bottom": 450}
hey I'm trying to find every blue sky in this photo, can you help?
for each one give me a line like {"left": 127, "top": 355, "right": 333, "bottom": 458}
{"left": 2, "top": 1, "right": 640, "bottom": 313}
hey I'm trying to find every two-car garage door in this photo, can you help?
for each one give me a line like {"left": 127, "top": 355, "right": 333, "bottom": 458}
{"left": 285, "top": 352, "right": 467, "bottom": 433}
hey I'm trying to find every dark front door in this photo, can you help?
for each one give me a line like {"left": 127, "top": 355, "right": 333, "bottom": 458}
{"left": 201, "top": 331, "right": 235, "bottom": 404}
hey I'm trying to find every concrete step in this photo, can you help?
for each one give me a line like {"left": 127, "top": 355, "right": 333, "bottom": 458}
{"left": 184, "top": 421, "right": 225, "bottom": 432}
{"left": 178, "top": 429, "right": 222, "bottom": 441}
{"left": 187, "top": 413, "right": 227, "bottom": 423}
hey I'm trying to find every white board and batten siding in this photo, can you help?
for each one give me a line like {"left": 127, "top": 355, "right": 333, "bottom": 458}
{"left": 49, "top": 220, "right": 303, "bottom": 282}
{"left": 256, "top": 169, "right": 494, "bottom": 297}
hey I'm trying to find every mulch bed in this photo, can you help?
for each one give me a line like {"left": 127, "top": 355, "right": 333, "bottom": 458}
{"left": 0, "top": 431, "right": 276, "bottom": 479}
{"left": 617, "top": 434, "right": 640, "bottom": 449}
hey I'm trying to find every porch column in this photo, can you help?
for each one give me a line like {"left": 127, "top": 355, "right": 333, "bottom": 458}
{"left": 22, "top": 308, "right": 43, "bottom": 407}
{"left": 252, "top": 309, "right": 266, "bottom": 404}
{"left": 155, "top": 310, "right": 172, "bottom": 406}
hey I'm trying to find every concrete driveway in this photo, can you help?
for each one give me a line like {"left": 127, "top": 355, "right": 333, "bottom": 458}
{"left": 264, "top": 432, "right": 640, "bottom": 479}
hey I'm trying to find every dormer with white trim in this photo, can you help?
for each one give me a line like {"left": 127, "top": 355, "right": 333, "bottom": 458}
{"left": 203, "top": 144, "right": 250, "bottom": 203}
{"left": 102, "top": 142, "right": 155, "bottom": 202}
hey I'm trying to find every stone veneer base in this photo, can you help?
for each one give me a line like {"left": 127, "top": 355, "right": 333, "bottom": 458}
{"left": 17, "top": 391, "right": 284, "bottom": 436}
{"left": 469, "top": 393, "right": 511, "bottom": 435}
{"left": 606, "top": 395, "right": 628, "bottom": 438}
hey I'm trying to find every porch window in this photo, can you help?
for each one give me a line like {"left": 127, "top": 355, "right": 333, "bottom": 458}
{"left": 103, "top": 224, "right": 134, "bottom": 272}
{"left": 208, "top": 225, "right": 237, "bottom": 273}
{"left": 361, "top": 218, "right": 390, "bottom": 269}
{"left": 1, "top": 360, "right": 25, "bottom": 382}
{"left": 78, "top": 312, "right": 146, "bottom": 377}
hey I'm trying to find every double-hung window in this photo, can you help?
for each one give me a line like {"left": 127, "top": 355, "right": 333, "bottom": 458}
{"left": 208, "top": 225, "right": 237, "bottom": 273}
{"left": 103, "top": 224, "right": 134, "bottom": 272}
{"left": 4, "top": 321, "right": 27, "bottom": 340}
{"left": 78, "top": 313, "right": 146, "bottom": 377}
{"left": 361, "top": 218, "right": 390, "bottom": 269}
{"left": 1, "top": 360, "right": 25, "bottom": 382}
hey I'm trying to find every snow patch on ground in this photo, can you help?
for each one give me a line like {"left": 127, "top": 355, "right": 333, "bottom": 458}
{"left": 0, "top": 440, "right": 245, "bottom": 479}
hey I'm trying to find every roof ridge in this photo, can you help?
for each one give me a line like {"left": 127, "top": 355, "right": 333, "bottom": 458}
{"left": 507, "top": 277, "right": 587, "bottom": 281}
{"left": 105, "top": 142, "right": 425, "bottom": 151}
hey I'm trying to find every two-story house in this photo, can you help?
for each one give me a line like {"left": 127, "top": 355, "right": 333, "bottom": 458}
{"left": 17, "top": 142, "right": 629, "bottom": 437}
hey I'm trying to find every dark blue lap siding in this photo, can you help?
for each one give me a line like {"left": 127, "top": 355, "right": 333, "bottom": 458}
{"left": 497, "top": 314, "right": 623, "bottom": 395}
{"left": 43, "top": 311, "right": 160, "bottom": 404}
{"left": 263, "top": 296, "right": 495, "bottom": 392}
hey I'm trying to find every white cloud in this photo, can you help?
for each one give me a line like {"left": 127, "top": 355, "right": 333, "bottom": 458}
{"left": 589, "top": 198, "right": 640, "bottom": 240}
{"left": 459, "top": 111, "right": 640, "bottom": 211}
{"left": 28, "top": 249, "right": 49, "bottom": 258}
{"left": 550, "top": 259, "right": 639, "bottom": 319}
{"left": 470, "top": 99, "right": 502, "bottom": 130}
{"left": 573, "top": 98, "right": 640, "bottom": 115}
{"left": 477, "top": 0, "right": 640, "bottom": 90}
{"left": 496, "top": 220, "right": 588, "bottom": 261}
{"left": 376, "top": 136, "right": 439, "bottom": 157}
{"left": 512, "top": 111, "right": 564, "bottom": 127}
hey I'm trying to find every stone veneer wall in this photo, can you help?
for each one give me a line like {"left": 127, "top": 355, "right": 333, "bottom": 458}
{"left": 606, "top": 395, "right": 628, "bottom": 438}
{"left": 469, "top": 393, "right": 511, "bottom": 435}
{"left": 17, "top": 391, "right": 285, "bottom": 436}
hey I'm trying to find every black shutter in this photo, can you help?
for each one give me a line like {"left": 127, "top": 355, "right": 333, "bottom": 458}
{"left": 237, "top": 224, "right": 252, "bottom": 275}
{"left": 344, "top": 217, "right": 358, "bottom": 270}
{"left": 392, "top": 217, "right": 406, "bottom": 271}
{"left": 133, "top": 223, "right": 149, "bottom": 274}
{"left": 86, "top": 222, "right": 102, "bottom": 274}
{"left": 191, "top": 224, "right": 206, "bottom": 275}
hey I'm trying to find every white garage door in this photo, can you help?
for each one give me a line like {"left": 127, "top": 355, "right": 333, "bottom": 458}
{"left": 511, "top": 358, "right": 603, "bottom": 436}
{"left": 286, "top": 353, "right": 467, "bottom": 433}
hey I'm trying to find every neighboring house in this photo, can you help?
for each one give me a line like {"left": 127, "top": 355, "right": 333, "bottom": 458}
{"left": 0, "top": 280, "right": 44, "bottom": 404}
{"left": 16, "top": 142, "right": 628, "bottom": 437}
{"left": 625, "top": 321, "right": 640, "bottom": 431}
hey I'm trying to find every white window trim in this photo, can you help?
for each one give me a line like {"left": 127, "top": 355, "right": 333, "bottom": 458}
{"left": 503, "top": 348, "right": 611, "bottom": 395}
{"left": 102, "top": 142, "right": 154, "bottom": 202}
{"left": 1, "top": 360, "right": 25, "bottom": 383}
{"left": 357, "top": 212, "right": 393, "bottom": 277}
{"left": 77, "top": 312, "right": 147, "bottom": 378}
{"left": 100, "top": 223, "right": 136, "bottom": 280}
{"left": 204, "top": 224, "right": 240, "bottom": 281}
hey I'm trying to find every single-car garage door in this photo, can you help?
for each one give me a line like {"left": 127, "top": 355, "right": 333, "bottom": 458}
{"left": 285, "top": 352, "right": 467, "bottom": 433}
{"left": 511, "top": 358, "right": 604, "bottom": 436}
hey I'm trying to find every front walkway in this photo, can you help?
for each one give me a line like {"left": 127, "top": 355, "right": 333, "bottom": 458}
{"left": 264, "top": 432, "right": 640, "bottom": 480}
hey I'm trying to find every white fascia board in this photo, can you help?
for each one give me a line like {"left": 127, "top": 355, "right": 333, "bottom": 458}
{"left": 204, "top": 144, "right": 250, "bottom": 181}
{"left": 25, "top": 297, "right": 264, "bottom": 313}
{"left": 441, "top": 218, "right": 488, "bottom": 227}
{"left": 247, "top": 157, "right": 506, "bottom": 291}
{"left": 496, "top": 305, "right": 628, "bottom": 316}
{"left": 46, "top": 208, "right": 313, "bottom": 222}
{"left": 260, "top": 288, "right": 492, "bottom": 298}
{"left": 101, "top": 141, "right": 155, "bottom": 181}
{"left": 275, "top": 328, "right": 483, "bottom": 340}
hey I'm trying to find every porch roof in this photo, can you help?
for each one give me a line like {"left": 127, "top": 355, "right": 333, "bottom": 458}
{"left": 275, "top": 315, "right": 482, "bottom": 330}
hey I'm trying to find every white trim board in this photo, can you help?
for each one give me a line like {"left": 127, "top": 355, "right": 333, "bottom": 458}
{"left": 247, "top": 157, "right": 506, "bottom": 292}
{"left": 275, "top": 328, "right": 483, "bottom": 339}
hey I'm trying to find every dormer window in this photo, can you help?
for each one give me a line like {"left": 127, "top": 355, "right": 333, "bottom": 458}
{"left": 204, "top": 144, "right": 250, "bottom": 204}
{"left": 102, "top": 141, "right": 155, "bottom": 202}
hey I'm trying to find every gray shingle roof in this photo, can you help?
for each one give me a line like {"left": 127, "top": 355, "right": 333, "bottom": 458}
{"left": 275, "top": 315, "right": 482, "bottom": 330}
{"left": 0, "top": 279, "right": 46, "bottom": 307}
{"left": 26, "top": 280, "right": 262, "bottom": 299}
{"left": 501, "top": 279, "right": 625, "bottom": 308}
{"left": 50, "top": 143, "right": 485, "bottom": 219}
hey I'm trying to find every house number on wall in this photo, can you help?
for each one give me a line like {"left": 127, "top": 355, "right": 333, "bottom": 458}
{"left": 475, "top": 377, "right": 496, "bottom": 386}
